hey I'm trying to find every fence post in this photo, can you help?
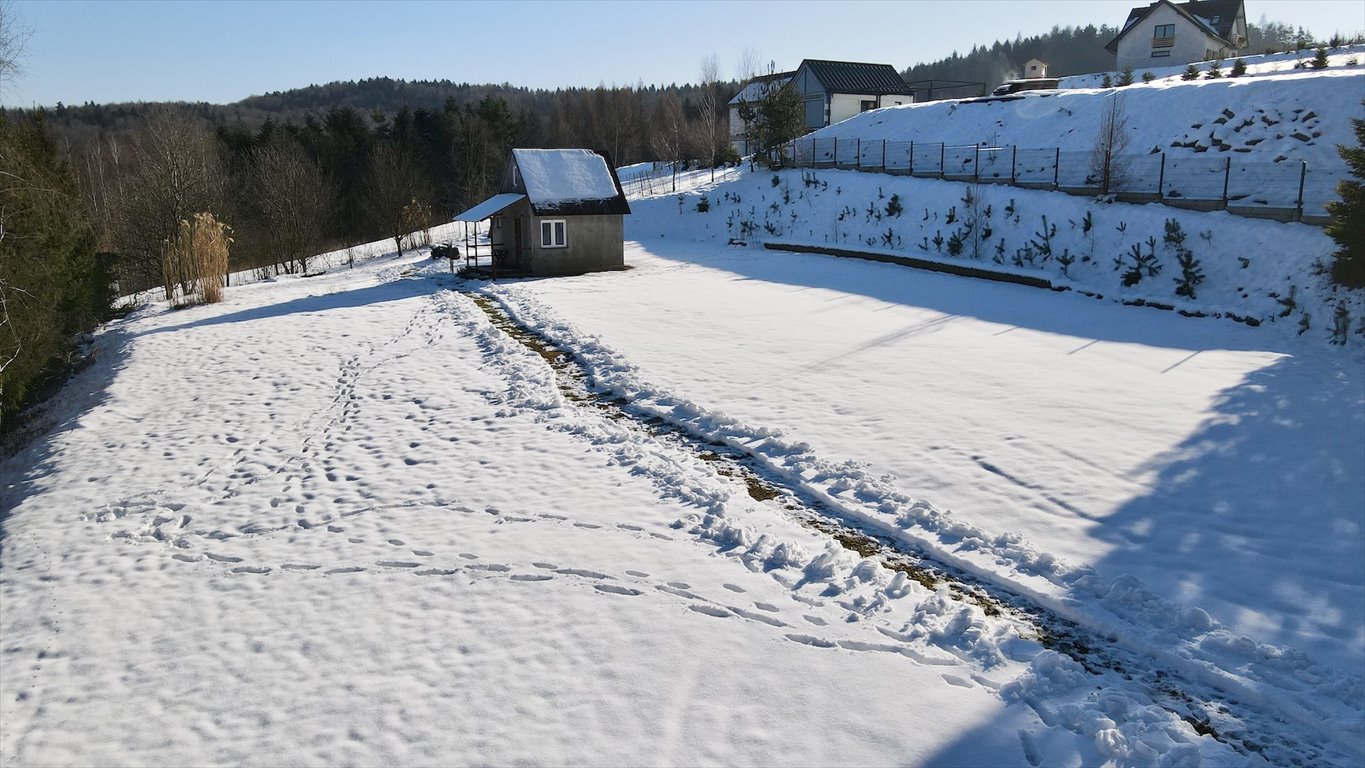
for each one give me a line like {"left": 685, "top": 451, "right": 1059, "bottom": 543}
{"left": 1053, "top": 147, "right": 1060, "bottom": 189}
{"left": 1157, "top": 153, "right": 1165, "bottom": 201}
{"left": 1296, "top": 160, "right": 1308, "bottom": 221}
{"left": 909, "top": 141, "right": 914, "bottom": 175}
{"left": 974, "top": 144, "right": 980, "bottom": 182}
{"left": 1010, "top": 145, "right": 1017, "bottom": 184}
{"left": 1103, "top": 148, "right": 1111, "bottom": 195}
{"left": 1222, "top": 156, "right": 1231, "bottom": 208}
{"left": 832, "top": 137, "right": 837, "bottom": 167}
{"left": 856, "top": 138, "right": 861, "bottom": 169}
{"left": 881, "top": 139, "right": 886, "bottom": 169}
{"left": 939, "top": 143, "right": 945, "bottom": 179}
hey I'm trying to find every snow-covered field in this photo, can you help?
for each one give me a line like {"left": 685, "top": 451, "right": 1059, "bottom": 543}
{"left": 3, "top": 60, "right": 1364, "bottom": 767}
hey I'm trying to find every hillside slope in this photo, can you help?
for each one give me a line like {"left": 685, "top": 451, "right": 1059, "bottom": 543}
{"left": 809, "top": 47, "right": 1364, "bottom": 215}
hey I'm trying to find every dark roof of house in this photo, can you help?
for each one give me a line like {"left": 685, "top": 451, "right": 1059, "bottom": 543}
{"left": 1105, "top": 0, "right": 1241, "bottom": 53}
{"left": 509, "top": 148, "right": 630, "bottom": 217}
{"left": 799, "top": 59, "right": 915, "bottom": 96}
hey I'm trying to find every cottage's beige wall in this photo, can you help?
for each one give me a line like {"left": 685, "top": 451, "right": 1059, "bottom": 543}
{"left": 528, "top": 214, "right": 625, "bottom": 276}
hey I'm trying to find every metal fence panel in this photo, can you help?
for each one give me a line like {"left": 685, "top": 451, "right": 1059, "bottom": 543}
{"left": 781, "top": 137, "right": 1329, "bottom": 223}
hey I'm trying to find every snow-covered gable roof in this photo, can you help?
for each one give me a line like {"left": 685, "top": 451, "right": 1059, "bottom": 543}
{"left": 1106, "top": 0, "right": 1241, "bottom": 53}
{"left": 728, "top": 71, "right": 796, "bottom": 106}
{"left": 510, "top": 148, "right": 630, "bottom": 216}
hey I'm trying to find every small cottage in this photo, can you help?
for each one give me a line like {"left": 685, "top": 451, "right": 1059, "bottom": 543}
{"left": 454, "top": 148, "right": 630, "bottom": 277}
{"left": 1105, "top": 0, "right": 1247, "bottom": 71}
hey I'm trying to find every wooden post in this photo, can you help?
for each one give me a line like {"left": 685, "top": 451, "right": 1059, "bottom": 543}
{"left": 856, "top": 138, "right": 861, "bottom": 168}
{"left": 1010, "top": 145, "right": 1017, "bottom": 184}
{"left": 1053, "top": 147, "right": 1060, "bottom": 189}
{"left": 909, "top": 141, "right": 914, "bottom": 174}
{"left": 1296, "top": 160, "right": 1308, "bottom": 221}
{"left": 881, "top": 139, "right": 886, "bottom": 169}
{"left": 832, "top": 137, "right": 837, "bottom": 167}
{"left": 1157, "top": 153, "right": 1166, "bottom": 201}
{"left": 939, "top": 143, "right": 945, "bottom": 179}
{"left": 1103, "top": 148, "right": 1111, "bottom": 195}
{"left": 1222, "top": 156, "right": 1231, "bottom": 208}
{"left": 974, "top": 144, "right": 980, "bottom": 182}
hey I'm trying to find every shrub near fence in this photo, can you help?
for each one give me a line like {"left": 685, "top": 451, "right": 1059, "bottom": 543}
{"left": 785, "top": 137, "right": 1334, "bottom": 224}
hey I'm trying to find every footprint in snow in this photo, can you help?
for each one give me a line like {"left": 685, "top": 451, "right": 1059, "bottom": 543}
{"left": 415, "top": 568, "right": 459, "bottom": 576}
{"left": 510, "top": 574, "right": 554, "bottom": 582}
{"left": 325, "top": 567, "right": 365, "bottom": 575}
{"left": 625, "top": 570, "right": 649, "bottom": 578}
{"left": 572, "top": 522, "right": 602, "bottom": 530}
{"left": 231, "top": 566, "right": 271, "bottom": 575}
{"left": 784, "top": 634, "right": 837, "bottom": 649}
{"left": 377, "top": 561, "right": 420, "bottom": 569}
{"left": 556, "top": 568, "right": 608, "bottom": 580}
{"left": 722, "top": 583, "right": 746, "bottom": 593}
{"left": 206, "top": 553, "right": 243, "bottom": 563}
{"left": 594, "top": 584, "right": 642, "bottom": 596}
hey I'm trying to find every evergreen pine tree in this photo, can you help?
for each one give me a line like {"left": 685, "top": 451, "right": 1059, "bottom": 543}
{"left": 1311, "top": 47, "right": 1330, "bottom": 69}
{"left": 1117, "top": 66, "right": 1135, "bottom": 86}
{"left": 1230, "top": 58, "right": 1248, "bottom": 77}
{"left": 1325, "top": 102, "right": 1365, "bottom": 288}
{"left": 1181, "top": 64, "right": 1201, "bottom": 80}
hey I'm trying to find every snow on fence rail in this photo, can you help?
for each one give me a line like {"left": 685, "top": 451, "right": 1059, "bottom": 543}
{"left": 785, "top": 137, "right": 1336, "bottom": 225}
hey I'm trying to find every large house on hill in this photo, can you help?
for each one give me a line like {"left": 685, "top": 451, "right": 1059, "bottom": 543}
{"left": 729, "top": 59, "right": 914, "bottom": 155}
{"left": 1105, "top": 0, "right": 1248, "bottom": 71}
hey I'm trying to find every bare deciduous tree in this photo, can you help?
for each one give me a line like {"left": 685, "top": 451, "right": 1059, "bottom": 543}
{"left": 251, "top": 137, "right": 335, "bottom": 275}
{"left": 363, "top": 142, "right": 429, "bottom": 258}
{"left": 650, "top": 92, "right": 687, "bottom": 192}
{"left": 81, "top": 109, "right": 224, "bottom": 295}
{"left": 1090, "top": 92, "right": 1132, "bottom": 196}
{"left": 697, "top": 54, "right": 722, "bottom": 181}
{"left": 0, "top": 1, "right": 27, "bottom": 98}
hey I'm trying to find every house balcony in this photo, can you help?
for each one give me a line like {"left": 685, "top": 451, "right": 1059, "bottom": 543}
{"left": 1152, "top": 36, "right": 1175, "bottom": 48}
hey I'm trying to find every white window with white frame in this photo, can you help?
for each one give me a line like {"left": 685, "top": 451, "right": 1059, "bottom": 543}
{"left": 540, "top": 219, "right": 567, "bottom": 249}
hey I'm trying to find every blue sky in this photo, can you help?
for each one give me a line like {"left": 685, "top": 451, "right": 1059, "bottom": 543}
{"left": 5, "top": 0, "right": 1362, "bottom": 107}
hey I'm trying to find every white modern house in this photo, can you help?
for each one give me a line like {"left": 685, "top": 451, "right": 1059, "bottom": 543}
{"left": 790, "top": 59, "right": 915, "bottom": 133}
{"left": 728, "top": 59, "right": 915, "bottom": 155}
{"left": 1105, "top": 0, "right": 1247, "bottom": 71}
